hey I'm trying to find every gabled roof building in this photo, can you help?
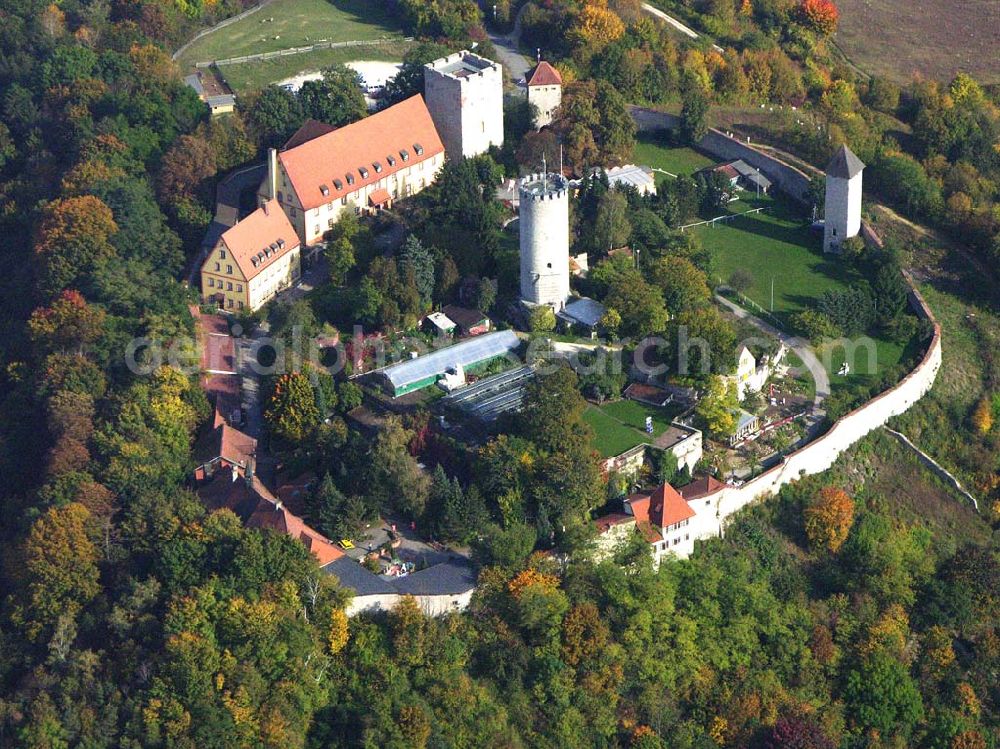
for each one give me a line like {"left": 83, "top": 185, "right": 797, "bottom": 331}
{"left": 259, "top": 95, "right": 446, "bottom": 245}
{"left": 200, "top": 199, "right": 301, "bottom": 312}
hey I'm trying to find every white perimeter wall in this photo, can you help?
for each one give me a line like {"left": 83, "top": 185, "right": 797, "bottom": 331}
{"left": 684, "top": 276, "right": 942, "bottom": 554}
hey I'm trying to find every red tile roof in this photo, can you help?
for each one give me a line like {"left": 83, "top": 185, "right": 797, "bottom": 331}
{"left": 247, "top": 499, "right": 344, "bottom": 566}
{"left": 678, "top": 475, "right": 729, "bottom": 502}
{"left": 625, "top": 492, "right": 651, "bottom": 523}
{"left": 283, "top": 119, "right": 337, "bottom": 150}
{"left": 528, "top": 61, "right": 562, "bottom": 86}
{"left": 368, "top": 188, "right": 391, "bottom": 206}
{"left": 220, "top": 200, "right": 300, "bottom": 281}
{"left": 649, "top": 483, "right": 696, "bottom": 527}
{"left": 279, "top": 95, "right": 444, "bottom": 211}
{"left": 714, "top": 163, "right": 740, "bottom": 180}
{"left": 595, "top": 512, "right": 634, "bottom": 533}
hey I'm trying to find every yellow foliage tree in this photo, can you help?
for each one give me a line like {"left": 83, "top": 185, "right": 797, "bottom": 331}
{"left": 971, "top": 396, "right": 993, "bottom": 434}
{"left": 329, "top": 608, "right": 349, "bottom": 654}
{"left": 803, "top": 486, "right": 855, "bottom": 553}
{"left": 571, "top": 0, "right": 625, "bottom": 49}
{"left": 507, "top": 568, "right": 560, "bottom": 600}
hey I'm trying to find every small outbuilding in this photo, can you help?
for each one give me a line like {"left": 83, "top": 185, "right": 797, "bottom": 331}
{"left": 557, "top": 297, "right": 606, "bottom": 335}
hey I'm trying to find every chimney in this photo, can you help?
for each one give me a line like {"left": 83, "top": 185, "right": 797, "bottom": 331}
{"left": 268, "top": 147, "right": 278, "bottom": 200}
{"left": 262, "top": 201, "right": 269, "bottom": 216}
{"left": 231, "top": 464, "right": 238, "bottom": 482}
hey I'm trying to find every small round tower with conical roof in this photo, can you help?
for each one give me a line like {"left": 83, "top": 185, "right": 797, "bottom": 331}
{"left": 519, "top": 171, "right": 570, "bottom": 310}
{"left": 823, "top": 144, "right": 865, "bottom": 253}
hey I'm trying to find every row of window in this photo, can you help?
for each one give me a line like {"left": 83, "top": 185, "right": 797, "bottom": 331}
{"left": 214, "top": 262, "right": 234, "bottom": 274}
{"left": 207, "top": 278, "right": 242, "bottom": 292}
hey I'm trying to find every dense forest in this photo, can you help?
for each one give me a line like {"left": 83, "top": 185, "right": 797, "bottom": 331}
{"left": 0, "top": 0, "right": 997, "bottom": 747}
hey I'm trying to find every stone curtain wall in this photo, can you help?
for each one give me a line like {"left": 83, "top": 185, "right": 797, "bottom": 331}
{"left": 704, "top": 275, "right": 942, "bottom": 540}
{"left": 629, "top": 106, "right": 815, "bottom": 204}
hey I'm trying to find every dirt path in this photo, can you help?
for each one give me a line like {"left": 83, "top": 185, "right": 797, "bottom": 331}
{"left": 641, "top": 3, "right": 724, "bottom": 52}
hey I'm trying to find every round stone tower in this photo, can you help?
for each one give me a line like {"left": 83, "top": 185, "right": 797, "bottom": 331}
{"left": 519, "top": 172, "right": 570, "bottom": 310}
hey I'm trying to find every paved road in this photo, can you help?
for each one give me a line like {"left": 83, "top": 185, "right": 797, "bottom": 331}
{"left": 486, "top": 7, "right": 532, "bottom": 86}
{"left": 715, "top": 293, "right": 830, "bottom": 410}
{"left": 641, "top": 3, "right": 724, "bottom": 52}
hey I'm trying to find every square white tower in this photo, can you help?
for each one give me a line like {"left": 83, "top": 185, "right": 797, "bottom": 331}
{"left": 823, "top": 144, "right": 865, "bottom": 253}
{"left": 526, "top": 61, "right": 562, "bottom": 129}
{"left": 424, "top": 51, "right": 504, "bottom": 159}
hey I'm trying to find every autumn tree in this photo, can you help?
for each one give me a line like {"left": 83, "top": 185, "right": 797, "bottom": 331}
{"left": 14, "top": 503, "right": 100, "bottom": 642}
{"left": 34, "top": 196, "right": 118, "bottom": 297}
{"left": 971, "top": 396, "right": 993, "bottom": 435}
{"left": 804, "top": 486, "right": 855, "bottom": 553}
{"left": 265, "top": 372, "right": 320, "bottom": 443}
{"left": 647, "top": 255, "right": 711, "bottom": 314}
{"left": 27, "top": 290, "right": 106, "bottom": 354}
{"left": 157, "top": 133, "right": 217, "bottom": 204}
{"left": 798, "top": 0, "right": 839, "bottom": 35}
{"left": 696, "top": 375, "right": 738, "bottom": 437}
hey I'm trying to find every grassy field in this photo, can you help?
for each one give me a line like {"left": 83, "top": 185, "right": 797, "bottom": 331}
{"left": 177, "top": 0, "right": 403, "bottom": 69}
{"left": 584, "top": 400, "right": 682, "bottom": 458}
{"left": 217, "top": 41, "right": 412, "bottom": 93}
{"left": 834, "top": 0, "right": 1000, "bottom": 84}
{"left": 691, "top": 194, "right": 862, "bottom": 324}
{"left": 633, "top": 133, "right": 715, "bottom": 176}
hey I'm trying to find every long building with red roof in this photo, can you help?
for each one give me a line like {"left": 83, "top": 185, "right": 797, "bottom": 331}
{"left": 259, "top": 94, "right": 446, "bottom": 245}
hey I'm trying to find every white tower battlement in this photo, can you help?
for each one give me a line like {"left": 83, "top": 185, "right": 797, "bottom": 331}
{"left": 519, "top": 172, "right": 570, "bottom": 310}
{"left": 424, "top": 51, "right": 504, "bottom": 159}
{"left": 823, "top": 144, "right": 865, "bottom": 253}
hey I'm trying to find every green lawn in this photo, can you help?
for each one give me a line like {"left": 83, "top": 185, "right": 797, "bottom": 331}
{"left": 819, "top": 333, "right": 919, "bottom": 389}
{"left": 584, "top": 400, "right": 682, "bottom": 458}
{"left": 217, "top": 40, "right": 412, "bottom": 94}
{"left": 632, "top": 133, "right": 716, "bottom": 176}
{"left": 178, "top": 0, "right": 403, "bottom": 69}
{"left": 692, "top": 195, "right": 862, "bottom": 325}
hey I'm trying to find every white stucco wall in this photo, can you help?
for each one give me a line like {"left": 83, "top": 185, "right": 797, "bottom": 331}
{"left": 527, "top": 84, "right": 561, "bottom": 128}
{"left": 689, "top": 282, "right": 942, "bottom": 553}
{"left": 344, "top": 590, "right": 474, "bottom": 618}
{"left": 824, "top": 173, "right": 863, "bottom": 252}
{"left": 519, "top": 173, "right": 570, "bottom": 308}
{"left": 424, "top": 52, "right": 504, "bottom": 159}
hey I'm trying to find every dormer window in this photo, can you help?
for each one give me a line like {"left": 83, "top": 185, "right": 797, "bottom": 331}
{"left": 277, "top": 238, "right": 285, "bottom": 249}
{"left": 320, "top": 185, "right": 329, "bottom": 196}
{"left": 386, "top": 155, "right": 396, "bottom": 166}
{"left": 413, "top": 143, "right": 424, "bottom": 155}
{"left": 264, "top": 247, "right": 272, "bottom": 258}
{"left": 373, "top": 161, "right": 382, "bottom": 173}
{"left": 346, "top": 173, "right": 355, "bottom": 185}
{"left": 333, "top": 178, "right": 343, "bottom": 190}
{"left": 358, "top": 166, "right": 369, "bottom": 178}
{"left": 399, "top": 149, "right": 409, "bottom": 161}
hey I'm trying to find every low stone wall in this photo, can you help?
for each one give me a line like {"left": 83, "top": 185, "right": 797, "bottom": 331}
{"left": 629, "top": 106, "right": 815, "bottom": 204}
{"left": 700, "top": 277, "right": 941, "bottom": 541}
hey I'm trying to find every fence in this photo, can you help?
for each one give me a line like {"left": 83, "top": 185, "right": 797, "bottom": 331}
{"left": 679, "top": 206, "right": 765, "bottom": 231}
{"left": 195, "top": 37, "right": 405, "bottom": 68}
{"left": 172, "top": 0, "right": 275, "bottom": 61}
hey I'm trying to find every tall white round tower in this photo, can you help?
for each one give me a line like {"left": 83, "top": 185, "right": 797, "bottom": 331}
{"left": 519, "top": 172, "right": 570, "bottom": 310}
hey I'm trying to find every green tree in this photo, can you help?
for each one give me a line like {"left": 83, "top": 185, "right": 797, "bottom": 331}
{"left": 696, "top": 375, "right": 738, "bottom": 437}
{"left": 680, "top": 86, "right": 709, "bottom": 144}
{"left": 368, "top": 417, "right": 431, "bottom": 518}
{"left": 605, "top": 271, "right": 669, "bottom": 337}
{"left": 648, "top": 255, "right": 711, "bottom": 314}
{"left": 844, "top": 652, "right": 924, "bottom": 737}
{"left": 244, "top": 85, "right": 304, "bottom": 147}
{"left": 298, "top": 65, "right": 367, "bottom": 127}
{"left": 400, "top": 235, "right": 435, "bottom": 308}
{"left": 265, "top": 372, "right": 321, "bottom": 443}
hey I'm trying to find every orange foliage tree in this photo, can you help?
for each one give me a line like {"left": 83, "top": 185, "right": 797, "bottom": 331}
{"left": 34, "top": 196, "right": 118, "bottom": 297}
{"left": 804, "top": 486, "right": 855, "bottom": 553}
{"left": 798, "top": 0, "right": 839, "bottom": 35}
{"left": 28, "top": 289, "right": 106, "bottom": 354}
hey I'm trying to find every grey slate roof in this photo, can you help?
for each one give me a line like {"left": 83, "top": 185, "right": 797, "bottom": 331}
{"left": 558, "top": 297, "right": 606, "bottom": 328}
{"left": 392, "top": 558, "right": 477, "bottom": 595}
{"left": 324, "top": 556, "right": 478, "bottom": 597}
{"left": 324, "top": 556, "right": 397, "bottom": 595}
{"left": 826, "top": 145, "right": 865, "bottom": 179}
